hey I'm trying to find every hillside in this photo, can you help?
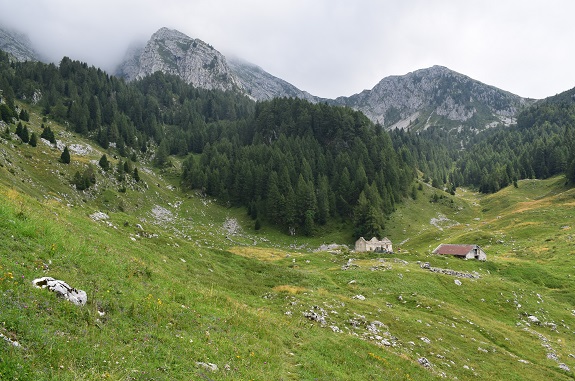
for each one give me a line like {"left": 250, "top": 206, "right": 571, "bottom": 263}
{"left": 1, "top": 102, "right": 575, "bottom": 380}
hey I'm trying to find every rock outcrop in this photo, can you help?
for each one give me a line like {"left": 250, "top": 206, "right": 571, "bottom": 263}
{"left": 32, "top": 277, "right": 87, "bottom": 306}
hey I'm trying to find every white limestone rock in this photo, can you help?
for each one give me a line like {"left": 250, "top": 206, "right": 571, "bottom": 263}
{"left": 32, "top": 277, "right": 87, "bottom": 306}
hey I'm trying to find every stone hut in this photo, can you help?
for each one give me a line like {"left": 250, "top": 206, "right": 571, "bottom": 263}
{"left": 355, "top": 237, "right": 393, "bottom": 253}
{"left": 432, "top": 244, "right": 486, "bottom": 261}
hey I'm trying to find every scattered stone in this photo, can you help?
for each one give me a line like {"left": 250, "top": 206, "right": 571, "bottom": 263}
{"left": 559, "top": 363, "right": 571, "bottom": 372}
{"left": 330, "top": 326, "right": 342, "bottom": 333}
{"left": 420, "top": 262, "right": 480, "bottom": 279}
{"left": 32, "top": 277, "right": 87, "bottom": 306}
{"left": 341, "top": 258, "right": 358, "bottom": 270}
{"left": 547, "top": 353, "right": 559, "bottom": 361}
{"left": 90, "top": 211, "right": 109, "bottom": 221}
{"left": 223, "top": 218, "right": 242, "bottom": 235}
{"left": 454, "top": 279, "right": 462, "bottom": 286}
{"left": 68, "top": 143, "right": 93, "bottom": 156}
{"left": 353, "top": 294, "right": 366, "bottom": 301}
{"left": 420, "top": 337, "right": 431, "bottom": 344}
{"left": 348, "top": 279, "right": 357, "bottom": 284}
{"left": 151, "top": 205, "right": 173, "bottom": 223}
{"left": 418, "top": 357, "right": 432, "bottom": 368}
{"left": 527, "top": 315, "right": 540, "bottom": 325}
{"left": 303, "top": 306, "right": 328, "bottom": 326}
{"left": 196, "top": 362, "right": 218, "bottom": 372}
{"left": 518, "top": 359, "right": 530, "bottom": 364}
{"left": 0, "top": 332, "right": 20, "bottom": 347}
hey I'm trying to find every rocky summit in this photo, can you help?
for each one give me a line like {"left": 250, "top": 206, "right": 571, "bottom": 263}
{"left": 331, "top": 65, "right": 534, "bottom": 131}
{"left": 117, "top": 27, "right": 314, "bottom": 102}
{"left": 116, "top": 27, "right": 241, "bottom": 92}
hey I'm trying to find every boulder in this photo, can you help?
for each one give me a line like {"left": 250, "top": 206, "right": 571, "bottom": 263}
{"left": 527, "top": 315, "right": 540, "bottom": 325}
{"left": 32, "top": 277, "right": 87, "bottom": 306}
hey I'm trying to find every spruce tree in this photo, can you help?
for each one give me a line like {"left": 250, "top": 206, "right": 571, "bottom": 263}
{"left": 98, "top": 154, "right": 110, "bottom": 171}
{"left": 60, "top": 146, "right": 71, "bottom": 164}
{"left": 15, "top": 122, "right": 23, "bottom": 139}
{"left": 21, "top": 126, "right": 30, "bottom": 143}
{"left": 29, "top": 132, "right": 37, "bottom": 147}
{"left": 41, "top": 126, "right": 56, "bottom": 144}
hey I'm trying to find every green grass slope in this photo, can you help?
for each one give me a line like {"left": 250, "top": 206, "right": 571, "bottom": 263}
{"left": 1, "top": 107, "right": 574, "bottom": 380}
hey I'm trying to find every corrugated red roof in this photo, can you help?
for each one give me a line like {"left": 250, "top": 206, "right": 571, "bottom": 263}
{"left": 433, "top": 244, "right": 475, "bottom": 256}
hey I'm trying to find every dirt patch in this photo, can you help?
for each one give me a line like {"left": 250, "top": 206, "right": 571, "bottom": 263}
{"left": 273, "top": 285, "right": 307, "bottom": 294}
{"left": 229, "top": 246, "right": 300, "bottom": 261}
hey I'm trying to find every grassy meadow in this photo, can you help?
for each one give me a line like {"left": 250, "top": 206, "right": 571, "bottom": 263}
{"left": 1, "top": 109, "right": 575, "bottom": 380}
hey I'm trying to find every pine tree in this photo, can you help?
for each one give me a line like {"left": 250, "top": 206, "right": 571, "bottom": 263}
{"left": 41, "top": 126, "right": 56, "bottom": 144}
{"left": 15, "top": 122, "right": 23, "bottom": 139}
{"left": 98, "top": 154, "right": 110, "bottom": 171}
{"left": 29, "top": 132, "right": 37, "bottom": 147}
{"left": 133, "top": 167, "right": 140, "bottom": 182}
{"left": 21, "top": 126, "right": 30, "bottom": 143}
{"left": 60, "top": 146, "right": 71, "bottom": 164}
{"left": 265, "top": 172, "right": 285, "bottom": 224}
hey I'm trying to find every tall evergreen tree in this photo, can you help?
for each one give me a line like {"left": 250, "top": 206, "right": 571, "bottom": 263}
{"left": 98, "top": 154, "right": 110, "bottom": 171}
{"left": 60, "top": 146, "right": 71, "bottom": 164}
{"left": 29, "top": 132, "right": 38, "bottom": 147}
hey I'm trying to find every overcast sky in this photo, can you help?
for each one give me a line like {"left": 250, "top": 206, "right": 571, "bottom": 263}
{"left": 1, "top": 0, "right": 574, "bottom": 99}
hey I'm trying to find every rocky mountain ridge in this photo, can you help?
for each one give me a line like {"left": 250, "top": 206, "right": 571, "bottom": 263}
{"left": 116, "top": 28, "right": 534, "bottom": 131}
{"left": 330, "top": 65, "right": 534, "bottom": 131}
{"left": 1, "top": 25, "right": 536, "bottom": 131}
{"left": 0, "top": 27, "right": 40, "bottom": 62}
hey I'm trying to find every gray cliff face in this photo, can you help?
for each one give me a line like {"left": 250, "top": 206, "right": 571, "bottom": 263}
{"left": 332, "top": 66, "right": 533, "bottom": 130}
{"left": 227, "top": 57, "right": 316, "bottom": 102}
{"left": 117, "top": 28, "right": 240, "bottom": 92}
{"left": 0, "top": 27, "right": 40, "bottom": 62}
{"left": 117, "top": 28, "right": 315, "bottom": 101}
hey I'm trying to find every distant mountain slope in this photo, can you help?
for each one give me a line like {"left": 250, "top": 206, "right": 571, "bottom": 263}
{"left": 0, "top": 26, "right": 40, "bottom": 62}
{"left": 331, "top": 65, "right": 534, "bottom": 131}
{"left": 227, "top": 56, "right": 316, "bottom": 102}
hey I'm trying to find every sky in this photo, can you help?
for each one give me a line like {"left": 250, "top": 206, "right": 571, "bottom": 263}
{"left": 1, "top": 0, "right": 574, "bottom": 100}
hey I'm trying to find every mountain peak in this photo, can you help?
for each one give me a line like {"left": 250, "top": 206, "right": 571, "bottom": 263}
{"left": 116, "top": 27, "right": 240, "bottom": 92}
{"left": 333, "top": 65, "right": 532, "bottom": 130}
{"left": 116, "top": 27, "right": 316, "bottom": 101}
